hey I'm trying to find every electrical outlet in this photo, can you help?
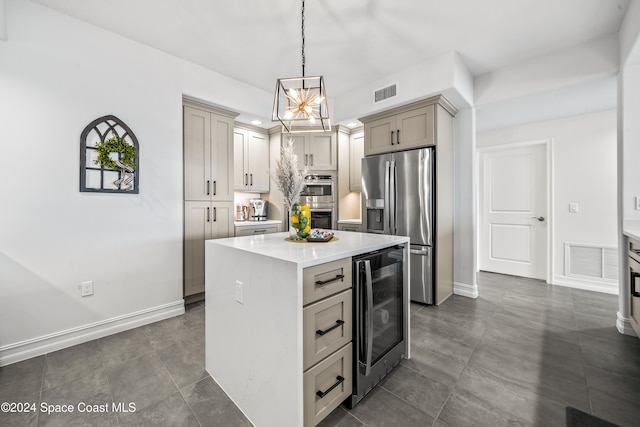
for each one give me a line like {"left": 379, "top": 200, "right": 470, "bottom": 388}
{"left": 235, "top": 280, "right": 244, "bottom": 304}
{"left": 81, "top": 281, "right": 93, "bottom": 297}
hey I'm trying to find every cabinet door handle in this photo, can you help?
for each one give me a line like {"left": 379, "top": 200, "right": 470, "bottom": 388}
{"left": 397, "top": 129, "right": 400, "bottom": 144}
{"left": 213, "top": 207, "right": 217, "bottom": 222}
{"left": 206, "top": 207, "right": 210, "bottom": 222}
{"left": 390, "top": 130, "right": 395, "bottom": 145}
{"left": 206, "top": 180, "right": 210, "bottom": 195}
{"left": 305, "top": 154, "right": 308, "bottom": 166}
{"left": 316, "top": 319, "right": 345, "bottom": 336}
{"left": 315, "top": 274, "right": 345, "bottom": 286}
{"left": 310, "top": 154, "right": 313, "bottom": 166}
{"left": 253, "top": 229, "right": 267, "bottom": 234}
{"left": 213, "top": 181, "right": 217, "bottom": 196}
{"left": 250, "top": 174, "right": 253, "bottom": 185}
{"left": 631, "top": 271, "right": 640, "bottom": 297}
{"left": 316, "top": 376, "right": 344, "bottom": 399}
{"left": 245, "top": 174, "right": 248, "bottom": 186}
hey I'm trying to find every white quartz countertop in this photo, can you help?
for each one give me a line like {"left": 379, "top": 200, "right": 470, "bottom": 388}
{"left": 234, "top": 219, "right": 282, "bottom": 227}
{"left": 624, "top": 219, "right": 640, "bottom": 241}
{"left": 209, "top": 231, "right": 409, "bottom": 268}
{"left": 337, "top": 219, "right": 362, "bottom": 224}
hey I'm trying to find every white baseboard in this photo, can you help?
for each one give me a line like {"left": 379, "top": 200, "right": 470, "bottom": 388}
{"left": 454, "top": 281, "right": 478, "bottom": 298}
{"left": 552, "top": 275, "right": 618, "bottom": 295}
{"left": 616, "top": 311, "right": 638, "bottom": 337}
{"left": 0, "top": 300, "right": 185, "bottom": 367}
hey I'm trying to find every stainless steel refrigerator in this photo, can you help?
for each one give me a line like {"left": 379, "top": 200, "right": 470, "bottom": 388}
{"left": 362, "top": 147, "right": 434, "bottom": 304}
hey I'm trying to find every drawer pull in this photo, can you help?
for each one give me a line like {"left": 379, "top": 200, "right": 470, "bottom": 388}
{"left": 631, "top": 271, "right": 640, "bottom": 297}
{"left": 316, "top": 320, "right": 345, "bottom": 336}
{"left": 316, "top": 376, "right": 344, "bottom": 399}
{"left": 315, "top": 274, "right": 345, "bottom": 286}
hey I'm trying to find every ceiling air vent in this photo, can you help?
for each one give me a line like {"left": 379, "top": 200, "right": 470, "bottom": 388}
{"left": 374, "top": 84, "right": 397, "bottom": 103}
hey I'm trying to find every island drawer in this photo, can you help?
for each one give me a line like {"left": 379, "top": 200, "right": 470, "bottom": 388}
{"left": 303, "top": 289, "right": 352, "bottom": 370}
{"left": 303, "top": 257, "right": 352, "bottom": 305}
{"left": 303, "top": 343, "right": 352, "bottom": 427}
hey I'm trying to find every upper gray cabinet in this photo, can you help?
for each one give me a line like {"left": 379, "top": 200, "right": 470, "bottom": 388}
{"left": 349, "top": 130, "right": 364, "bottom": 192}
{"left": 184, "top": 105, "right": 234, "bottom": 201}
{"left": 234, "top": 126, "right": 270, "bottom": 193}
{"left": 280, "top": 131, "right": 337, "bottom": 171}
{"left": 363, "top": 103, "right": 436, "bottom": 156}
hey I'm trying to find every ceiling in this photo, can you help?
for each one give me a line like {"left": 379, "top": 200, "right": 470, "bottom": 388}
{"left": 31, "top": 0, "right": 630, "bottom": 125}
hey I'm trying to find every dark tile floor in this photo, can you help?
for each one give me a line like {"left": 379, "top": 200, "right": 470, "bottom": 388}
{"left": 1, "top": 272, "right": 640, "bottom": 426}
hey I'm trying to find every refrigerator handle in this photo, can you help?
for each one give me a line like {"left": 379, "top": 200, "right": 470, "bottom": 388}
{"left": 364, "top": 259, "right": 374, "bottom": 376}
{"left": 390, "top": 160, "right": 397, "bottom": 235}
{"left": 384, "top": 161, "right": 391, "bottom": 235}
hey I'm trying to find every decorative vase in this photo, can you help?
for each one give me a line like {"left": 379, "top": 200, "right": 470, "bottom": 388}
{"left": 288, "top": 204, "right": 310, "bottom": 240}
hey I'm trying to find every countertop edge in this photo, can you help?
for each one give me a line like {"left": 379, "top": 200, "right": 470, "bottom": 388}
{"left": 624, "top": 219, "right": 640, "bottom": 241}
{"left": 206, "top": 232, "right": 409, "bottom": 268}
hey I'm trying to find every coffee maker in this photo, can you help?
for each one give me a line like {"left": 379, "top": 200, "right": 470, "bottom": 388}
{"left": 249, "top": 199, "right": 268, "bottom": 221}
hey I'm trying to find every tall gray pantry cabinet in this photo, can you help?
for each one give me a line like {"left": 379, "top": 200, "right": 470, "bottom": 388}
{"left": 183, "top": 100, "right": 238, "bottom": 302}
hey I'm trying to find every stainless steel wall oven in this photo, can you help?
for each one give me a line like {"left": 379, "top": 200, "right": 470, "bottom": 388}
{"left": 300, "top": 173, "right": 337, "bottom": 230}
{"left": 347, "top": 245, "right": 406, "bottom": 407}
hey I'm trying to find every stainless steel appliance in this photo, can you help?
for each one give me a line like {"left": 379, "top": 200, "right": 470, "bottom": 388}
{"left": 249, "top": 199, "right": 268, "bottom": 221}
{"left": 362, "top": 148, "right": 435, "bottom": 304}
{"left": 235, "top": 204, "right": 248, "bottom": 222}
{"left": 299, "top": 174, "right": 336, "bottom": 229}
{"left": 348, "top": 245, "right": 406, "bottom": 408}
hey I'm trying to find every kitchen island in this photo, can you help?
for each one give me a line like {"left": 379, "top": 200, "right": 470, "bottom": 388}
{"left": 205, "top": 231, "right": 409, "bottom": 427}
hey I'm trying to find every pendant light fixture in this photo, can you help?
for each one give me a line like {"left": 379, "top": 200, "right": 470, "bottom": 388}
{"left": 272, "top": 0, "right": 330, "bottom": 133}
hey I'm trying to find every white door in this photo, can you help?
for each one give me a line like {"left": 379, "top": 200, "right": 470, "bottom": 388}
{"left": 479, "top": 143, "right": 547, "bottom": 280}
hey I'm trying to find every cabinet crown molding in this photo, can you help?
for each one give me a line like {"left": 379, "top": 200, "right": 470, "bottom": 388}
{"left": 182, "top": 96, "right": 239, "bottom": 119}
{"left": 359, "top": 94, "right": 457, "bottom": 124}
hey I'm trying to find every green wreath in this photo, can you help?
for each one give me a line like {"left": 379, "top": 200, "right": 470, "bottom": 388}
{"left": 94, "top": 135, "right": 136, "bottom": 170}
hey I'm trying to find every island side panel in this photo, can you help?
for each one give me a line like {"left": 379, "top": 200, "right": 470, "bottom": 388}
{"left": 205, "top": 241, "right": 303, "bottom": 427}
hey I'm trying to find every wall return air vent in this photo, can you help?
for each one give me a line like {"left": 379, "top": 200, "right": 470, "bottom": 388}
{"left": 374, "top": 83, "right": 397, "bottom": 103}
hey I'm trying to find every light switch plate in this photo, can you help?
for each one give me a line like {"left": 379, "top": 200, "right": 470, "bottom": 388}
{"left": 569, "top": 203, "right": 579, "bottom": 213}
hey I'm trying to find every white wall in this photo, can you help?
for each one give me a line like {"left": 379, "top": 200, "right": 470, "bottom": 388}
{"left": 0, "top": 0, "right": 272, "bottom": 365}
{"left": 453, "top": 108, "right": 478, "bottom": 297}
{"left": 477, "top": 110, "right": 618, "bottom": 293}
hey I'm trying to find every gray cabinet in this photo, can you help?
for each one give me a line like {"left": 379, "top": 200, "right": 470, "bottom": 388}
{"left": 302, "top": 257, "right": 352, "bottom": 426}
{"left": 364, "top": 104, "right": 435, "bottom": 156}
{"left": 184, "top": 106, "right": 234, "bottom": 201}
{"left": 338, "top": 223, "right": 362, "bottom": 233}
{"left": 183, "top": 100, "right": 237, "bottom": 300}
{"left": 234, "top": 223, "right": 280, "bottom": 237}
{"left": 280, "top": 131, "right": 337, "bottom": 171}
{"left": 349, "top": 131, "right": 364, "bottom": 192}
{"left": 234, "top": 127, "right": 270, "bottom": 193}
{"left": 184, "top": 201, "right": 234, "bottom": 297}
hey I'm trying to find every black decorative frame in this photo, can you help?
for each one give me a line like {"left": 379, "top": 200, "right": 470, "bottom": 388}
{"left": 80, "top": 115, "right": 139, "bottom": 193}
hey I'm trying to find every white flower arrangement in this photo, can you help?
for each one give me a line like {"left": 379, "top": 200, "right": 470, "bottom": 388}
{"left": 271, "top": 138, "right": 307, "bottom": 211}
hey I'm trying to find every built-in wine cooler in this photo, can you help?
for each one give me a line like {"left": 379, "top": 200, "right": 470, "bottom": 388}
{"left": 347, "top": 245, "right": 406, "bottom": 408}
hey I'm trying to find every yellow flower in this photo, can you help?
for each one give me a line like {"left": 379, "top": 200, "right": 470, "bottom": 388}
{"left": 301, "top": 205, "right": 310, "bottom": 212}
{"left": 303, "top": 210, "right": 310, "bottom": 219}
{"left": 304, "top": 225, "right": 311, "bottom": 233}
{"left": 291, "top": 215, "right": 299, "bottom": 224}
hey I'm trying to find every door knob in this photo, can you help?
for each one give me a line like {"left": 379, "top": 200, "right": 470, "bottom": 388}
{"left": 531, "top": 216, "right": 545, "bottom": 222}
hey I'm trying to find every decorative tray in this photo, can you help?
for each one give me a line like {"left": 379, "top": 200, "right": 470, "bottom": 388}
{"left": 306, "top": 230, "right": 335, "bottom": 242}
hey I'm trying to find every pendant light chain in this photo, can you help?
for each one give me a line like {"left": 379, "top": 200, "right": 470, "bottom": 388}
{"left": 301, "top": 0, "right": 305, "bottom": 77}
